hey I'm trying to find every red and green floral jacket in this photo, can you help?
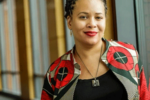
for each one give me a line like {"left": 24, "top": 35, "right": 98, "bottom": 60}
{"left": 41, "top": 39, "right": 150, "bottom": 100}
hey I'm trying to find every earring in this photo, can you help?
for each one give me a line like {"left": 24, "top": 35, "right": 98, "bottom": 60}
{"left": 70, "top": 30, "right": 73, "bottom": 36}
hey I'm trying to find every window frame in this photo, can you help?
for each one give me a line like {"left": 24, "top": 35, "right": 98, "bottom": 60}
{"left": 0, "top": 0, "right": 20, "bottom": 95}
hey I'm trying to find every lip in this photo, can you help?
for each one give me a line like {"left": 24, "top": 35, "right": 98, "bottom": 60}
{"left": 84, "top": 31, "right": 98, "bottom": 37}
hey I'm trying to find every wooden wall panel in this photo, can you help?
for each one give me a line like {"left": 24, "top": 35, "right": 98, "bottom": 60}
{"left": 54, "top": 0, "right": 66, "bottom": 56}
{"left": 15, "top": 0, "right": 34, "bottom": 99}
{"left": 47, "top": 0, "right": 66, "bottom": 62}
{"left": 104, "top": 0, "right": 116, "bottom": 40}
{"left": 47, "top": 0, "right": 58, "bottom": 62}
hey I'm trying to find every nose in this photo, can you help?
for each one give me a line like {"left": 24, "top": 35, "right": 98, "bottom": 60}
{"left": 87, "top": 18, "right": 96, "bottom": 28}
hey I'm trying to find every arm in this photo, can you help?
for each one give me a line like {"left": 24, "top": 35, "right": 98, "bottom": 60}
{"left": 41, "top": 90, "right": 53, "bottom": 100}
{"left": 136, "top": 50, "right": 150, "bottom": 100}
{"left": 41, "top": 57, "right": 62, "bottom": 100}
{"left": 138, "top": 67, "right": 150, "bottom": 100}
{"left": 41, "top": 73, "right": 54, "bottom": 100}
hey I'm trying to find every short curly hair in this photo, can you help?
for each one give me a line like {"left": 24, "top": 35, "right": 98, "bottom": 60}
{"left": 0, "top": 0, "right": 4, "bottom": 3}
{"left": 64, "top": 0, "right": 108, "bottom": 19}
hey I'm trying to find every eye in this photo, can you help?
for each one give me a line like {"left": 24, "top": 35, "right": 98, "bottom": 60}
{"left": 79, "top": 16, "right": 87, "bottom": 19}
{"left": 96, "top": 16, "right": 103, "bottom": 19}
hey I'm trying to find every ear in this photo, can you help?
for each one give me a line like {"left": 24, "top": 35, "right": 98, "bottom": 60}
{"left": 67, "top": 16, "right": 72, "bottom": 30}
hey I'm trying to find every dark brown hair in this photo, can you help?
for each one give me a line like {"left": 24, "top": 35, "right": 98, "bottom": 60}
{"left": 64, "top": 0, "right": 108, "bottom": 19}
{"left": 0, "top": 0, "right": 4, "bottom": 3}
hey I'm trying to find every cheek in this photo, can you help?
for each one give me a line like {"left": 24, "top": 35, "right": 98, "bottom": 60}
{"left": 98, "top": 21, "right": 106, "bottom": 31}
{"left": 72, "top": 20, "right": 85, "bottom": 31}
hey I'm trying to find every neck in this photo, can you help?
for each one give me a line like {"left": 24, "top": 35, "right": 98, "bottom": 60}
{"left": 74, "top": 40, "right": 104, "bottom": 59}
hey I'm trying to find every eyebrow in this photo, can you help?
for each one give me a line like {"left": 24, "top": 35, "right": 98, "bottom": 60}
{"left": 78, "top": 12, "right": 103, "bottom": 15}
{"left": 78, "top": 12, "right": 88, "bottom": 15}
{"left": 95, "top": 13, "right": 103, "bottom": 15}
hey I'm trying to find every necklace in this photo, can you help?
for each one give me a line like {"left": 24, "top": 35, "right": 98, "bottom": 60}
{"left": 75, "top": 43, "right": 103, "bottom": 87}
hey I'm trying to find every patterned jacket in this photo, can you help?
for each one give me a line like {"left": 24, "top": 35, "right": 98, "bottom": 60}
{"left": 41, "top": 38, "right": 150, "bottom": 100}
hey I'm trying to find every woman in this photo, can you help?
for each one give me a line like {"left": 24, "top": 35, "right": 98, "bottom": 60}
{"left": 41, "top": 0, "right": 150, "bottom": 100}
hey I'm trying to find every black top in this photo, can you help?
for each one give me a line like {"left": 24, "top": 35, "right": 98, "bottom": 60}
{"left": 73, "top": 70, "right": 128, "bottom": 100}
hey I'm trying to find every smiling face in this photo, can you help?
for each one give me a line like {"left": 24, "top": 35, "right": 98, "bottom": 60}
{"left": 67, "top": 0, "right": 106, "bottom": 46}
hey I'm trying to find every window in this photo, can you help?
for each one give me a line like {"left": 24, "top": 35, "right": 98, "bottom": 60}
{"left": 0, "top": 0, "right": 20, "bottom": 95}
{"left": 29, "top": 0, "right": 50, "bottom": 99}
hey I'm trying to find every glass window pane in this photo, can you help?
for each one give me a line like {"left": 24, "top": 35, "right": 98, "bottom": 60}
{"left": 30, "top": 0, "right": 50, "bottom": 75}
{"left": 3, "top": 0, "right": 11, "bottom": 72}
{"left": 11, "top": 0, "right": 19, "bottom": 72}
{"left": 30, "top": 0, "right": 50, "bottom": 99}
{"left": 12, "top": 74, "right": 21, "bottom": 95}
{"left": 2, "top": 74, "right": 7, "bottom": 91}
{"left": 2, "top": 73, "right": 20, "bottom": 95}
{"left": 0, "top": 0, "right": 6, "bottom": 72}
{"left": 34, "top": 77, "right": 44, "bottom": 99}
{"left": 30, "top": 0, "right": 43, "bottom": 75}
{"left": 0, "top": 0, "right": 21, "bottom": 95}
{"left": 2, "top": 74, "right": 13, "bottom": 92}
{"left": 7, "top": 74, "right": 13, "bottom": 92}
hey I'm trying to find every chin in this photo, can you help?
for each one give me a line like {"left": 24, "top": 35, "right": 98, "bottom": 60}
{"left": 84, "top": 40, "right": 100, "bottom": 46}
{"left": 75, "top": 37, "right": 101, "bottom": 46}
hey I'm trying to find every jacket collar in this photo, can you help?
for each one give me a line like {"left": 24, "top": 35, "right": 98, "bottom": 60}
{"left": 66, "top": 38, "right": 138, "bottom": 100}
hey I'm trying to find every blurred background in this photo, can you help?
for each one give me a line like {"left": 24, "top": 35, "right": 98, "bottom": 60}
{"left": 0, "top": 0, "right": 149, "bottom": 100}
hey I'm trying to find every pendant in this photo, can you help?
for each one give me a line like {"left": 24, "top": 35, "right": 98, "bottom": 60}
{"left": 92, "top": 79, "right": 100, "bottom": 87}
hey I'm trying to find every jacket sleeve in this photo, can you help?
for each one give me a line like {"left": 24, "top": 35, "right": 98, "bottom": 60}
{"left": 136, "top": 50, "right": 150, "bottom": 100}
{"left": 41, "top": 90, "right": 53, "bottom": 100}
{"left": 41, "top": 57, "right": 62, "bottom": 100}
{"left": 41, "top": 73, "right": 54, "bottom": 100}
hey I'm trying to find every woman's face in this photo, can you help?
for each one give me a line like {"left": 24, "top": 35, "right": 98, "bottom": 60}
{"left": 67, "top": 0, "right": 106, "bottom": 46}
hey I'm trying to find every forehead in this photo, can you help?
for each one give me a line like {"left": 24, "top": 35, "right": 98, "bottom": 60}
{"left": 73, "top": 0, "right": 105, "bottom": 13}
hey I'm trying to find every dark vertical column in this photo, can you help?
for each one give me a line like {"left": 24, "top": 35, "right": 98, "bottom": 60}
{"left": 135, "top": 0, "right": 149, "bottom": 83}
{"left": 114, "top": 0, "right": 137, "bottom": 48}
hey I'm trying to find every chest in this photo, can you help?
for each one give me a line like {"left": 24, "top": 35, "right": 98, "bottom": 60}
{"left": 74, "top": 70, "right": 128, "bottom": 100}
{"left": 78, "top": 60, "right": 109, "bottom": 80}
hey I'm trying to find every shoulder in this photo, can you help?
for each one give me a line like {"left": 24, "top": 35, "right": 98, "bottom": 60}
{"left": 106, "top": 39, "right": 138, "bottom": 60}
{"left": 47, "top": 50, "right": 73, "bottom": 73}
{"left": 107, "top": 39, "right": 136, "bottom": 50}
{"left": 106, "top": 40, "right": 140, "bottom": 72}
